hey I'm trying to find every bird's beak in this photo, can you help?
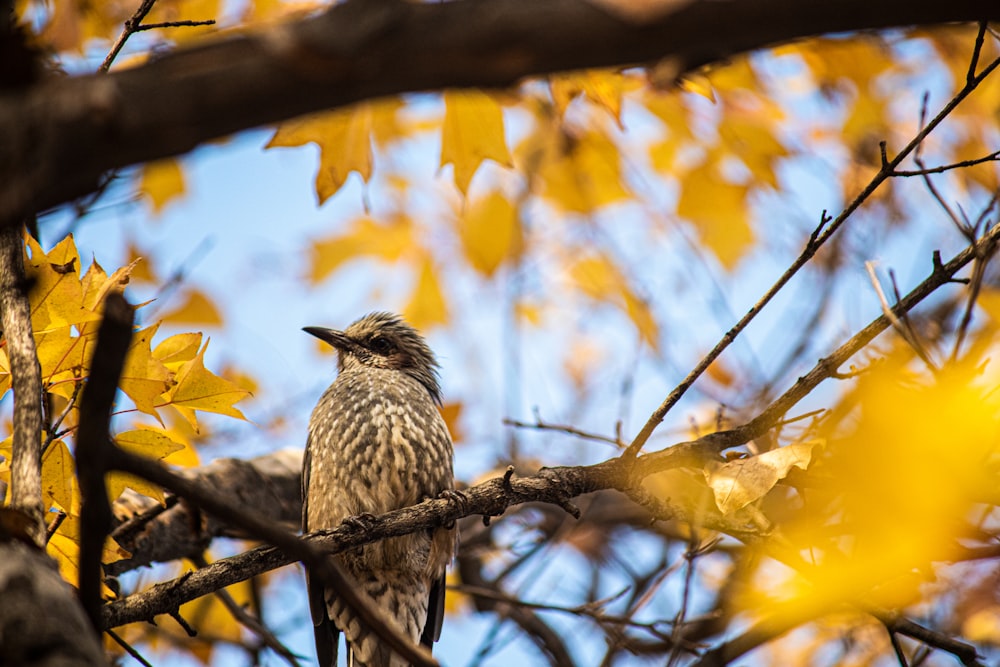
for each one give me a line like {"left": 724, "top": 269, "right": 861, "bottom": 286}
{"left": 303, "top": 327, "right": 355, "bottom": 352}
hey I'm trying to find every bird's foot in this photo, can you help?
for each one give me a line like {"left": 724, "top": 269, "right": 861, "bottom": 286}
{"left": 435, "top": 489, "right": 468, "bottom": 529}
{"left": 342, "top": 512, "right": 378, "bottom": 532}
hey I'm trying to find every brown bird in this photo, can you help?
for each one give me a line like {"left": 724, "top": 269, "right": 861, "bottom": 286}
{"left": 303, "top": 312, "right": 456, "bottom": 666}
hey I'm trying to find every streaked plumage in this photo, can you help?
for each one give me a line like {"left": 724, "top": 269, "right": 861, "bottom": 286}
{"left": 303, "top": 312, "right": 455, "bottom": 666}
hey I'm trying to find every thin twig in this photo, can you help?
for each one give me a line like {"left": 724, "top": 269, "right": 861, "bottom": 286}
{"left": 864, "top": 262, "right": 936, "bottom": 370}
{"left": 504, "top": 415, "right": 623, "bottom": 448}
{"left": 189, "top": 553, "right": 302, "bottom": 667}
{"left": 106, "top": 628, "right": 154, "bottom": 667}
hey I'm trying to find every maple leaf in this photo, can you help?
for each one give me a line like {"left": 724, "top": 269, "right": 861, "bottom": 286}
{"left": 139, "top": 158, "right": 186, "bottom": 214}
{"left": 153, "top": 332, "right": 203, "bottom": 371}
{"left": 520, "top": 127, "right": 630, "bottom": 213}
{"left": 676, "top": 159, "right": 754, "bottom": 269}
{"left": 41, "top": 439, "right": 75, "bottom": 513}
{"left": 441, "top": 90, "right": 513, "bottom": 195}
{"left": 267, "top": 98, "right": 403, "bottom": 204}
{"left": 161, "top": 288, "right": 223, "bottom": 325}
{"left": 457, "top": 191, "right": 523, "bottom": 277}
{"left": 568, "top": 253, "right": 659, "bottom": 349}
{"left": 309, "top": 215, "right": 416, "bottom": 283}
{"left": 404, "top": 254, "right": 448, "bottom": 330}
{"left": 47, "top": 516, "right": 129, "bottom": 590}
{"left": 109, "top": 429, "right": 186, "bottom": 503}
{"left": 162, "top": 341, "right": 250, "bottom": 419}
{"left": 550, "top": 69, "right": 626, "bottom": 127}
{"left": 23, "top": 233, "right": 100, "bottom": 332}
{"left": 36, "top": 326, "right": 91, "bottom": 399}
{"left": 121, "top": 325, "right": 174, "bottom": 418}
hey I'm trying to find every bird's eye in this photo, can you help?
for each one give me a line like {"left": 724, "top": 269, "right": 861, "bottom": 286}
{"left": 369, "top": 336, "right": 393, "bottom": 355}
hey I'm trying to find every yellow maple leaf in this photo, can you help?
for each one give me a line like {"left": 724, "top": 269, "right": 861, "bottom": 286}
{"left": 457, "top": 191, "right": 523, "bottom": 277}
{"left": 267, "top": 98, "right": 403, "bottom": 204}
{"left": 47, "top": 515, "right": 129, "bottom": 590}
{"left": 676, "top": 159, "right": 754, "bottom": 269}
{"left": 139, "top": 158, "right": 186, "bottom": 214}
{"left": 568, "top": 254, "right": 660, "bottom": 350}
{"left": 549, "top": 69, "right": 625, "bottom": 126}
{"left": 121, "top": 325, "right": 174, "bottom": 418}
{"left": 404, "top": 255, "right": 448, "bottom": 330}
{"left": 161, "top": 289, "right": 223, "bottom": 325}
{"left": 152, "top": 332, "right": 203, "bottom": 371}
{"left": 109, "top": 429, "right": 187, "bottom": 503}
{"left": 0, "top": 347, "right": 10, "bottom": 399}
{"left": 441, "top": 90, "right": 513, "bottom": 195}
{"left": 309, "top": 215, "right": 416, "bottom": 283}
{"left": 678, "top": 73, "right": 716, "bottom": 102}
{"left": 438, "top": 402, "right": 463, "bottom": 445}
{"left": 41, "top": 439, "right": 75, "bottom": 513}
{"left": 125, "top": 241, "right": 158, "bottom": 283}
{"left": 523, "top": 128, "right": 630, "bottom": 213}
{"left": 23, "top": 233, "right": 100, "bottom": 332}
{"left": 80, "top": 257, "right": 140, "bottom": 313}
{"left": 36, "top": 326, "right": 91, "bottom": 399}
{"left": 163, "top": 341, "right": 250, "bottom": 419}
{"left": 718, "top": 102, "right": 788, "bottom": 189}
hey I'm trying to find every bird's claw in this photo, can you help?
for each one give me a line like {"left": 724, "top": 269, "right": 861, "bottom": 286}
{"left": 435, "top": 489, "right": 468, "bottom": 529}
{"left": 342, "top": 512, "right": 378, "bottom": 531}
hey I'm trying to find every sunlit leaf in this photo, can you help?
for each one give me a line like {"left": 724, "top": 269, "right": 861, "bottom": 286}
{"left": 404, "top": 255, "right": 448, "bottom": 330}
{"left": 266, "top": 99, "right": 403, "bottom": 204}
{"left": 109, "top": 429, "right": 187, "bottom": 503}
{"left": 522, "top": 127, "right": 630, "bottom": 213}
{"left": 152, "top": 332, "right": 203, "bottom": 371}
{"left": 441, "top": 90, "right": 513, "bottom": 195}
{"left": 24, "top": 233, "right": 100, "bottom": 332}
{"left": 41, "top": 439, "right": 74, "bottom": 513}
{"left": 676, "top": 160, "right": 754, "bottom": 268}
{"left": 457, "top": 191, "right": 523, "bottom": 276}
{"left": 47, "top": 516, "right": 129, "bottom": 590}
{"left": 164, "top": 341, "right": 250, "bottom": 419}
{"left": 139, "top": 159, "right": 186, "bottom": 214}
{"left": 121, "top": 325, "right": 174, "bottom": 418}
{"left": 309, "top": 215, "right": 416, "bottom": 283}
{"left": 705, "top": 441, "right": 817, "bottom": 515}
{"left": 161, "top": 289, "right": 223, "bottom": 325}
{"left": 550, "top": 69, "right": 625, "bottom": 126}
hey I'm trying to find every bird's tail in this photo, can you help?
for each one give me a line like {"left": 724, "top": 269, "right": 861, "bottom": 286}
{"left": 326, "top": 573, "right": 430, "bottom": 667}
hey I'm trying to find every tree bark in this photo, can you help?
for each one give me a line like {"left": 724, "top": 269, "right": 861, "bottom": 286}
{"left": 1, "top": 0, "right": 999, "bottom": 220}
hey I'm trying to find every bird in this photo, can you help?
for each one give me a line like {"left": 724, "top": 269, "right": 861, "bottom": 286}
{"left": 302, "top": 312, "right": 456, "bottom": 667}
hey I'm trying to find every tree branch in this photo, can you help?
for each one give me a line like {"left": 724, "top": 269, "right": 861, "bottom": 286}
{"left": 0, "top": 223, "right": 45, "bottom": 545}
{"left": 2, "top": 0, "right": 999, "bottom": 220}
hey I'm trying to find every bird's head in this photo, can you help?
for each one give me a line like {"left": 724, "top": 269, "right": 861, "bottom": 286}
{"left": 304, "top": 312, "right": 442, "bottom": 404}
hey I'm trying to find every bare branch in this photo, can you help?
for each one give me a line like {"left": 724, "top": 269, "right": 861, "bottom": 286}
{"left": 0, "top": 223, "right": 44, "bottom": 545}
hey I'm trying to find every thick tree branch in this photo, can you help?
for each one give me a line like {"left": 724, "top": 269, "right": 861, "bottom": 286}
{"left": 0, "top": 223, "right": 45, "bottom": 545}
{"left": 107, "top": 449, "right": 301, "bottom": 576}
{"left": 2, "top": 0, "right": 999, "bottom": 219}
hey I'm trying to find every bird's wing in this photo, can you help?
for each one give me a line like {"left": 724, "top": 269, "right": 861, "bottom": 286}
{"left": 420, "top": 572, "right": 447, "bottom": 647}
